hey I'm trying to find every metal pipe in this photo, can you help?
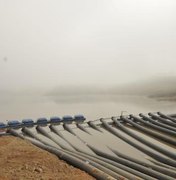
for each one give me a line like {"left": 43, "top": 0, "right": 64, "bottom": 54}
{"left": 120, "top": 116, "right": 176, "bottom": 146}
{"left": 101, "top": 119, "right": 176, "bottom": 167}
{"left": 113, "top": 118, "right": 176, "bottom": 160}
{"left": 130, "top": 115, "right": 176, "bottom": 137}
{"left": 149, "top": 113, "right": 176, "bottom": 128}
{"left": 158, "top": 112, "right": 176, "bottom": 123}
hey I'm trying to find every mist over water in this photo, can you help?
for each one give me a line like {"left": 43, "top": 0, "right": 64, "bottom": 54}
{"left": 0, "top": 1, "right": 176, "bottom": 121}
{"left": 0, "top": 77, "right": 176, "bottom": 122}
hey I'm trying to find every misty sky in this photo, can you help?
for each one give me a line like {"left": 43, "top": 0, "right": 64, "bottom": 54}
{"left": 0, "top": 0, "right": 176, "bottom": 91}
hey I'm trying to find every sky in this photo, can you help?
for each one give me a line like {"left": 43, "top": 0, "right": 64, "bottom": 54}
{"left": 0, "top": 0, "right": 176, "bottom": 91}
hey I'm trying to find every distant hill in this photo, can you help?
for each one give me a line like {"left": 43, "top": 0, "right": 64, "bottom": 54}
{"left": 47, "top": 76, "right": 176, "bottom": 102}
{"left": 117, "top": 76, "right": 176, "bottom": 101}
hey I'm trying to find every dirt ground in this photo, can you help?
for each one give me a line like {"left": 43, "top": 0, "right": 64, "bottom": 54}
{"left": 0, "top": 135, "right": 95, "bottom": 180}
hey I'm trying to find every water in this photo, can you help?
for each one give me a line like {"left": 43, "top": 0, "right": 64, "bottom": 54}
{"left": 0, "top": 91, "right": 175, "bottom": 122}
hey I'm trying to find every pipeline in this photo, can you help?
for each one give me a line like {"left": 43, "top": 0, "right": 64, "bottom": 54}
{"left": 66, "top": 121, "right": 175, "bottom": 180}
{"left": 120, "top": 116, "right": 176, "bottom": 146}
{"left": 130, "top": 115, "right": 176, "bottom": 137}
{"left": 88, "top": 121, "right": 103, "bottom": 132}
{"left": 39, "top": 124, "right": 126, "bottom": 178}
{"left": 36, "top": 125, "right": 74, "bottom": 151}
{"left": 63, "top": 148, "right": 127, "bottom": 180}
{"left": 22, "top": 127, "right": 60, "bottom": 149}
{"left": 10, "top": 126, "right": 175, "bottom": 179}
{"left": 72, "top": 150, "right": 140, "bottom": 179}
{"left": 51, "top": 124, "right": 94, "bottom": 154}
{"left": 63, "top": 123, "right": 77, "bottom": 136}
{"left": 77, "top": 121, "right": 176, "bottom": 177}
{"left": 101, "top": 119, "right": 176, "bottom": 167}
{"left": 13, "top": 128, "right": 118, "bottom": 179}
{"left": 149, "top": 113, "right": 176, "bottom": 128}
{"left": 12, "top": 127, "right": 142, "bottom": 179}
{"left": 76, "top": 121, "right": 176, "bottom": 178}
{"left": 62, "top": 122, "right": 159, "bottom": 179}
{"left": 87, "top": 144, "right": 174, "bottom": 180}
{"left": 109, "top": 147, "right": 176, "bottom": 178}
{"left": 139, "top": 114, "right": 176, "bottom": 132}
{"left": 112, "top": 118, "right": 176, "bottom": 160}
{"left": 26, "top": 138, "right": 117, "bottom": 180}
{"left": 158, "top": 112, "right": 176, "bottom": 123}
{"left": 7, "top": 113, "right": 176, "bottom": 179}
{"left": 7, "top": 129, "right": 25, "bottom": 139}
{"left": 76, "top": 123, "right": 91, "bottom": 135}
{"left": 51, "top": 124, "right": 141, "bottom": 179}
{"left": 54, "top": 123, "right": 146, "bottom": 179}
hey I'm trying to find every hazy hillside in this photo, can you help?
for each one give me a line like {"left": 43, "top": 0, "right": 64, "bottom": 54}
{"left": 47, "top": 76, "right": 176, "bottom": 102}
{"left": 117, "top": 76, "right": 176, "bottom": 101}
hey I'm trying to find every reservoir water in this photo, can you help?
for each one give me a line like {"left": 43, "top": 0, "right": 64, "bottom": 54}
{"left": 0, "top": 91, "right": 175, "bottom": 121}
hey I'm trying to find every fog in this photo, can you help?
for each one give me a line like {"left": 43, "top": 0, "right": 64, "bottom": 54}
{"left": 0, "top": 0, "right": 176, "bottom": 121}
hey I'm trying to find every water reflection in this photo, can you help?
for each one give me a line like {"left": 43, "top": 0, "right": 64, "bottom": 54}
{"left": 0, "top": 89, "right": 175, "bottom": 122}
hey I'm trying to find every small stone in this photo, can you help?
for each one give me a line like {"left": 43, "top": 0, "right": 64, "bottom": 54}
{"left": 34, "top": 167, "right": 43, "bottom": 173}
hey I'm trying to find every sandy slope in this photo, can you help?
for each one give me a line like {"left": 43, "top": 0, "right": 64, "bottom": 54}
{"left": 0, "top": 135, "right": 95, "bottom": 180}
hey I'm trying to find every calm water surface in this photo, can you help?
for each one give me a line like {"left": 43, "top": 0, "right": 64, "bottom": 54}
{"left": 0, "top": 92, "right": 175, "bottom": 122}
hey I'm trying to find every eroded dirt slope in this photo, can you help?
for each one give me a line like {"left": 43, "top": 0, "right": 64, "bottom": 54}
{"left": 0, "top": 135, "right": 95, "bottom": 180}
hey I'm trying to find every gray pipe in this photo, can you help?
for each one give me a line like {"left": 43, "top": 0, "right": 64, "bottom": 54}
{"left": 76, "top": 123, "right": 91, "bottom": 134}
{"left": 87, "top": 144, "right": 172, "bottom": 180}
{"left": 22, "top": 128, "right": 139, "bottom": 179}
{"left": 158, "top": 112, "right": 176, "bottom": 123}
{"left": 101, "top": 119, "right": 176, "bottom": 167}
{"left": 36, "top": 126, "right": 73, "bottom": 151}
{"left": 39, "top": 124, "right": 127, "bottom": 179}
{"left": 89, "top": 121, "right": 176, "bottom": 177}
{"left": 88, "top": 121, "right": 103, "bottom": 132}
{"left": 69, "top": 121, "right": 173, "bottom": 180}
{"left": 11, "top": 127, "right": 117, "bottom": 180}
{"left": 130, "top": 115, "right": 176, "bottom": 137}
{"left": 109, "top": 147, "right": 176, "bottom": 178}
{"left": 50, "top": 125, "right": 140, "bottom": 179}
{"left": 63, "top": 149, "right": 127, "bottom": 180}
{"left": 27, "top": 138, "right": 116, "bottom": 180}
{"left": 75, "top": 121, "right": 176, "bottom": 178}
{"left": 7, "top": 129, "right": 25, "bottom": 139}
{"left": 149, "top": 113, "right": 176, "bottom": 128}
{"left": 62, "top": 122, "right": 159, "bottom": 179}
{"left": 113, "top": 118, "right": 176, "bottom": 160}
{"left": 140, "top": 114, "right": 176, "bottom": 132}
{"left": 63, "top": 123, "right": 77, "bottom": 135}
{"left": 120, "top": 116, "right": 176, "bottom": 146}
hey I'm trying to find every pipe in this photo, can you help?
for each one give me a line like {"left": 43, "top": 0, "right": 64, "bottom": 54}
{"left": 68, "top": 121, "right": 174, "bottom": 180}
{"left": 41, "top": 124, "right": 127, "bottom": 178}
{"left": 52, "top": 125, "right": 142, "bottom": 179}
{"left": 139, "top": 114, "right": 176, "bottom": 132}
{"left": 109, "top": 147, "right": 176, "bottom": 178}
{"left": 158, "top": 112, "right": 176, "bottom": 123}
{"left": 88, "top": 121, "right": 103, "bottom": 132}
{"left": 87, "top": 144, "right": 172, "bottom": 180}
{"left": 27, "top": 138, "right": 117, "bottom": 180}
{"left": 77, "top": 121, "right": 176, "bottom": 178}
{"left": 7, "top": 129, "right": 25, "bottom": 139}
{"left": 76, "top": 123, "right": 91, "bottom": 135}
{"left": 62, "top": 122, "right": 159, "bottom": 179}
{"left": 130, "top": 115, "right": 176, "bottom": 137}
{"left": 101, "top": 120, "right": 176, "bottom": 167}
{"left": 149, "top": 113, "right": 176, "bottom": 128}
{"left": 36, "top": 125, "right": 73, "bottom": 151}
{"left": 113, "top": 118, "right": 176, "bottom": 160}
{"left": 120, "top": 116, "right": 176, "bottom": 146}
{"left": 11, "top": 127, "right": 117, "bottom": 180}
{"left": 64, "top": 148, "right": 127, "bottom": 180}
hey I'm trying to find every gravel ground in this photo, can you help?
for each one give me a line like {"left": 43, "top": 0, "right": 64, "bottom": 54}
{"left": 0, "top": 135, "right": 95, "bottom": 180}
